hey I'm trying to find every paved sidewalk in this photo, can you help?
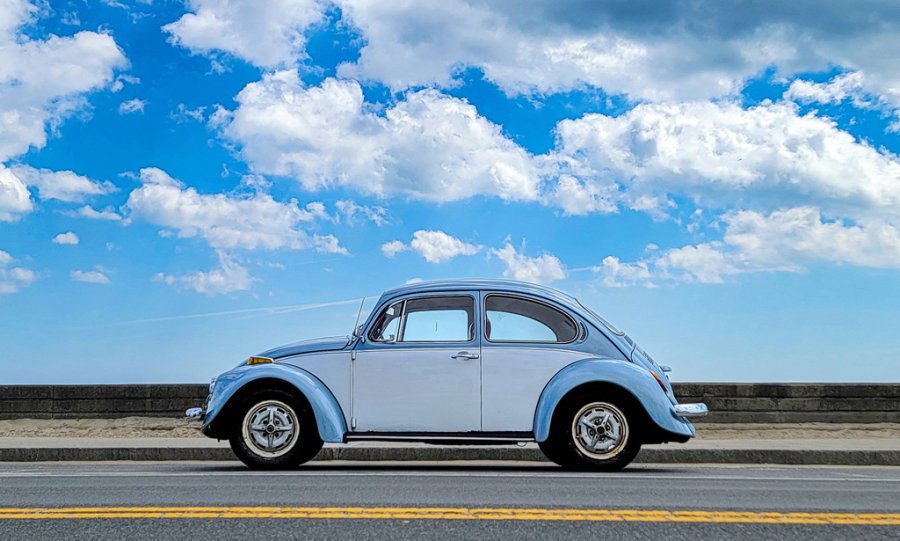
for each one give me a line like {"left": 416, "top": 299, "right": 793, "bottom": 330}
{"left": 1, "top": 437, "right": 898, "bottom": 465}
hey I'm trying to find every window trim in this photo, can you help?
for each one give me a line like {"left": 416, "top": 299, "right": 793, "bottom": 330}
{"left": 368, "top": 299, "right": 405, "bottom": 343}
{"left": 369, "top": 294, "right": 477, "bottom": 344}
{"left": 483, "top": 293, "right": 580, "bottom": 345}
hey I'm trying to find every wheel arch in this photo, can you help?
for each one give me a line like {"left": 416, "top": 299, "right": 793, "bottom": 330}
{"left": 202, "top": 364, "right": 347, "bottom": 443}
{"left": 533, "top": 358, "right": 695, "bottom": 443}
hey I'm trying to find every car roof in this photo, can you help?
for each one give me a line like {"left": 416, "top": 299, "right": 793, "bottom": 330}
{"left": 380, "top": 279, "right": 580, "bottom": 307}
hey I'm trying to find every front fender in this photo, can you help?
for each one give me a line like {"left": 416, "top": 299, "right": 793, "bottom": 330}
{"left": 202, "top": 363, "right": 347, "bottom": 443}
{"left": 533, "top": 358, "right": 695, "bottom": 442}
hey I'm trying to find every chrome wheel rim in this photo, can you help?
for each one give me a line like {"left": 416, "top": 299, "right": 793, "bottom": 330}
{"left": 241, "top": 400, "right": 299, "bottom": 458}
{"left": 571, "top": 402, "right": 628, "bottom": 460}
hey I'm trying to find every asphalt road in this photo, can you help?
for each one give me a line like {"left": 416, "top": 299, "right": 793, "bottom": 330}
{"left": 1, "top": 461, "right": 899, "bottom": 540}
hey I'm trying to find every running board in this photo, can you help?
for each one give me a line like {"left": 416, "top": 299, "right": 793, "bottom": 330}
{"left": 345, "top": 432, "right": 534, "bottom": 445}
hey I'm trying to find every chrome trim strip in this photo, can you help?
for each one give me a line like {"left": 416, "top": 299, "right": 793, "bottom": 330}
{"left": 345, "top": 434, "right": 534, "bottom": 442}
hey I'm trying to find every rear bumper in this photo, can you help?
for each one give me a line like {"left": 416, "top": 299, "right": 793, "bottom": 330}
{"left": 674, "top": 402, "right": 709, "bottom": 418}
{"left": 185, "top": 407, "right": 205, "bottom": 421}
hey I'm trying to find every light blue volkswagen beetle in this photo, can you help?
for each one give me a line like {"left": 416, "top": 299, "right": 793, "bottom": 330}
{"left": 187, "top": 279, "right": 707, "bottom": 471}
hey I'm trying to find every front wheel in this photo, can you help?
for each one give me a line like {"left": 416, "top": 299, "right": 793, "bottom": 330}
{"left": 539, "top": 395, "right": 641, "bottom": 471}
{"left": 229, "top": 390, "right": 323, "bottom": 470}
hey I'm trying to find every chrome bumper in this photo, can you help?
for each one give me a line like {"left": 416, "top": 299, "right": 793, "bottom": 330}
{"left": 185, "top": 407, "right": 205, "bottom": 421}
{"left": 674, "top": 403, "right": 709, "bottom": 418}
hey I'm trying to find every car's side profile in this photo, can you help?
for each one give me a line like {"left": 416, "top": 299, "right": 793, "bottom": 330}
{"left": 187, "top": 279, "right": 707, "bottom": 471}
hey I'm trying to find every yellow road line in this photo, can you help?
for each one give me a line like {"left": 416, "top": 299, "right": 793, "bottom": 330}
{"left": 0, "top": 507, "right": 898, "bottom": 525}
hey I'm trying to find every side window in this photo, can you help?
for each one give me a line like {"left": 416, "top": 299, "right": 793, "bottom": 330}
{"left": 369, "top": 301, "right": 403, "bottom": 342}
{"left": 401, "top": 296, "right": 474, "bottom": 342}
{"left": 485, "top": 295, "right": 578, "bottom": 343}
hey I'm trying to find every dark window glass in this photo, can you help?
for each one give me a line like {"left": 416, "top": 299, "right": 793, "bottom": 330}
{"left": 485, "top": 295, "right": 578, "bottom": 343}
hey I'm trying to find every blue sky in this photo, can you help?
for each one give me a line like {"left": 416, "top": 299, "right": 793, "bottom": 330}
{"left": 1, "top": 0, "right": 899, "bottom": 383}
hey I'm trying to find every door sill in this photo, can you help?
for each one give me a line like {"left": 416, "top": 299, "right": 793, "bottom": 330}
{"left": 345, "top": 431, "right": 534, "bottom": 445}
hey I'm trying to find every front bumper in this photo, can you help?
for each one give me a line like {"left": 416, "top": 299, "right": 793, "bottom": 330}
{"left": 674, "top": 402, "right": 709, "bottom": 418}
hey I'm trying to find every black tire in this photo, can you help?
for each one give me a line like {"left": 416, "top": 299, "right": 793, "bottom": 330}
{"left": 539, "top": 391, "right": 641, "bottom": 471}
{"left": 228, "top": 388, "right": 323, "bottom": 470}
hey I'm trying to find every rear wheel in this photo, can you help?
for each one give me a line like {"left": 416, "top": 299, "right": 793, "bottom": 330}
{"left": 228, "top": 389, "right": 323, "bottom": 470}
{"left": 539, "top": 393, "right": 641, "bottom": 471}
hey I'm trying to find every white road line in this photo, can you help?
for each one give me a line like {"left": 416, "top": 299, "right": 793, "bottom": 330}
{"left": 1, "top": 471, "right": 899, "bottom": 483}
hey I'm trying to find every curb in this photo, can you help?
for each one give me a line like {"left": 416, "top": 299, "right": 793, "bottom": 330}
{"left": 1, "top": 447, "right": 898, "bottom": 466}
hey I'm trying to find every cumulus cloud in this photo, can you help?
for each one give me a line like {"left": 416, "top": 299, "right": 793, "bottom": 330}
{"left": 380, "top": 240, "right": 407, "bottom": 258}
{"left": 75, "top": 205, "right": 122, "bottom": 221}
{"left": 70, "top": 269, "right": 111, "bottom": 284}
{"left": 337, "top": 0, "right": 900, "bottom": 105}
{"left": 0, "top": 165, "right": 32, "bottom": 221}
{"left": 11, "top": 165, "right": 117, "bottom": 203}
{"left": 154, "top": 252, "right": 252, "bottom": 295}
{"left": 118, "top": 98, "right": 145, "bottom": 114}
{"left": 409, "top": 230, "right": 481, "bottom": 263}
{"left": 0, "top": 250, "right": 36, "bottom": 294}
{"left": 551, "top": 101, "right": 900, "bottom": 220}
{"left": 222, "top": 72, "right": 540, "bottom": 203}
{"left": 125, "top": 167, "right": 346, "bottom": 253}
{"left": 163, "top": 0, "right": 327, "bottom": 68}
{"left": 492, "top": 242, "right": 565, "bottom": 284}
{"left": 335, "top": 200, "right": 388, "bottom": 226}
{"left": 382, "top": 230, "right": 481, "bottom": 263}
{"left": 596, "top": 207, "right": 900, "bottom": 286}
{"left": 52, "top": 231, "right": 79, "bottom": 245}
{"left": 0, "top": 0, "right": 127, "bottom": 162}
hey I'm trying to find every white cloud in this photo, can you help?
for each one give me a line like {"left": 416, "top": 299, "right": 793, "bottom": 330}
{"left": 380, "top": 240, "right": 407, "bottom": 258}
{"left": 52, "top": 231, "right": 79, "bottom": 245}
{"left": 118, "top": 98, "right": 145, "bottom": 114}
{"left": 171, "top": 103, "right": 207, "bottom": 123}
{"left": 336, "top": 0, "right": 900, "bottom": 105}
{"left": 0, "top": 250, "right": 35, "bottom": 294}
{"left": 551, "top": 101, "right": 900, "bottom": 221}
{"left": 163, "top": 0, "right": 327, "bottom": 68}
{"left": 723, "top": 207, "right": 900, "bottom": 270}
{"left": 0, "top": 0, "right": 127, "bottom": 162}
{"left": 410, "top": 230, "right": 481, "bottom": 263}
{"left": 154, "top": 252, "right": 252, "bottom": 295}
{"left": 381, "top": 230, "right": 481, "bottom": 263}
{"left": 335, "top": 200, "right": 388, "bottom": 226}
{"left": 597, "top": 207, "right": 900, "bottom": 287}
{"left": 595, "top": 256, "right": 655, "bottom": 288}
{"left": 70, "top": 269, "right": 111, "bottom": 284}
{"left": 492, "top": 242, "right": 565, "bottom": 284}
{"left": 222, "top": 72, "right": 540, "bottom": 203}
{"left": 125, "top": 167, "right": 346, "bottom": 253}
{"left": 7, "top": 266, "right": 34, "bottom": 282}
{"left": 76, "top": 205, "right": 122, "bottom": 221}
{"left": 110, "top": 74, "right": 140, "bottom": 93}
{"left": 0, "top": 165, "right": 32, "bottom": 221}
{"left": 11, "top": 165, "right": 117, "bottom": 203}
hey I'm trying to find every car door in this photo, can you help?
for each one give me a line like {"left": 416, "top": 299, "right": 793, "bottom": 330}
{"left": 480, "top": 293, "right": 587, "bottom": 432}
{"left": 351, "top": 293, "right": 482, "bottom": 433}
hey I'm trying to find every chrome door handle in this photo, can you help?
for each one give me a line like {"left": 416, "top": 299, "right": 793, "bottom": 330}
{"left": 451, "top": 351, "right": 479, "bottom": 360}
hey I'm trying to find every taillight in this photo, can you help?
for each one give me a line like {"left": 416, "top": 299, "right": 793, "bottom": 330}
{"left": 650, "top": 370, "right": 669, "bottom": 394}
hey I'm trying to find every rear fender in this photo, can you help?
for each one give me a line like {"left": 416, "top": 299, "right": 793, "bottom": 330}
{"left": 533, "top": 358, "right": 694, "bottom": 442}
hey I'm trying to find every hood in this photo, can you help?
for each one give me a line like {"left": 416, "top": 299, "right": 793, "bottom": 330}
{"left": 259, "top": 336, "right": 350, "bottom": 359}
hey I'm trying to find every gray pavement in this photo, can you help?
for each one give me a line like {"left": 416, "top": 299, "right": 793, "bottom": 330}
{"left": 0, "top": 462, "right": 898, "bottom": 540}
